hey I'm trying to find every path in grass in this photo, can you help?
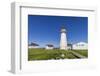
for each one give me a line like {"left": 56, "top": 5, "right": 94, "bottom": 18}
{"left": 70, "top": 51, "right": 86, "bottom": 58}
{"left": 73, "top": 50, "right": 88, "bottom": 57}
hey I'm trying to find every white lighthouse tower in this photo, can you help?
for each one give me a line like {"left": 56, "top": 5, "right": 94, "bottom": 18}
{"left": 60, "top": 26, "right": 67, "bottom": 50}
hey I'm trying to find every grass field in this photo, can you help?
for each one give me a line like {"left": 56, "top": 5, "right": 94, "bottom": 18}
{"left": 28, "top": 48, "right": 88, "bottom": 61}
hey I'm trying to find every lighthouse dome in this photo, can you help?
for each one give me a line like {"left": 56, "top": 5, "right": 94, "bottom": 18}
{"left": 61, "top": 28, "right": 66, "bottom": 33}
{"left": 60, "top": 26, "right": 67, "bottom": 33}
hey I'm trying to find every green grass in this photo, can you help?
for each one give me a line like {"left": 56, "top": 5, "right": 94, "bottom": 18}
{"left": 28, "top": 48, "right": 88, "bottom": 61}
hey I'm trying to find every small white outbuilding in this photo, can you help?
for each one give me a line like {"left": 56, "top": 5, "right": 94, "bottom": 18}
{"left": 28, "top": 42, "right": 39, "bottom": 48}
{"left": 45, "top": 44, "right": 54, "bottom": 49}
{"left": 67, "top": 44, "right": 72, "bottom": 50}
{"left": 72, "top": 42, "right": 88, "bottom": 50}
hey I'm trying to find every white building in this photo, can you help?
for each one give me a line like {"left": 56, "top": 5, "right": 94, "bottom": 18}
{"left": 67, "top": 44, "right": 72, "bottom": 50}
{"left": 72, "top": 42, "right": 88, "bottom": 50}
{"left": 45, "top": 44, "right": 54, "bottom": 49}
{"left": 60, "top": 26, "right": 67, "bottom": 50}
{"left": 28, "top": 42, "right": 39, "bottom": 48}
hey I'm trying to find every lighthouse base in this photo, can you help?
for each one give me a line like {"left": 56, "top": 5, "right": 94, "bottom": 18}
{"left": 60, "top": 46, "right": 68, "bottom": 50}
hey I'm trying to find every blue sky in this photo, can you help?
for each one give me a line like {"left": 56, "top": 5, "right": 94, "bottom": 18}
{"left": 28, "top": 15, "right": 88, "bottom": 47}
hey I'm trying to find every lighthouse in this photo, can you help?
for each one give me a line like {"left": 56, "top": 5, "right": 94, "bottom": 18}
{"left": 60, "top": 26, "right": 67, "bottom": 50}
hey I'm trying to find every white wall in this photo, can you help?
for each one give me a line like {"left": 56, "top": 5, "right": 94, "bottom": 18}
{"left": 73, "top": 45, "right": 87, "bottom": 50}
{"left": 28, "top": 46, "right": 39, "bottom": 48}
{"left": 0, "top": 0, "right": 100, "bottom": 76}
{"left": 73, "top": 42, "right": 88, "bottom": 50}
{"left": 45, "top": 46, "right": 54, "bottom": 49}
{"left": 60, "top": 32, "right": 67, "bottom": 50}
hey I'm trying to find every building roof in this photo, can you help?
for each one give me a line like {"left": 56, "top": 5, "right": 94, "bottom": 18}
{"left": 73, "top": 42, "right": 88, "bottom": 46}
{"left": 61, "top": 25, "right": 66, "bottom": 29}
{"left": 46, "top": 44, "right": 54, "bottom": 47}
{"left": 28, "top": 42, "right": 39, "bottom": 46}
